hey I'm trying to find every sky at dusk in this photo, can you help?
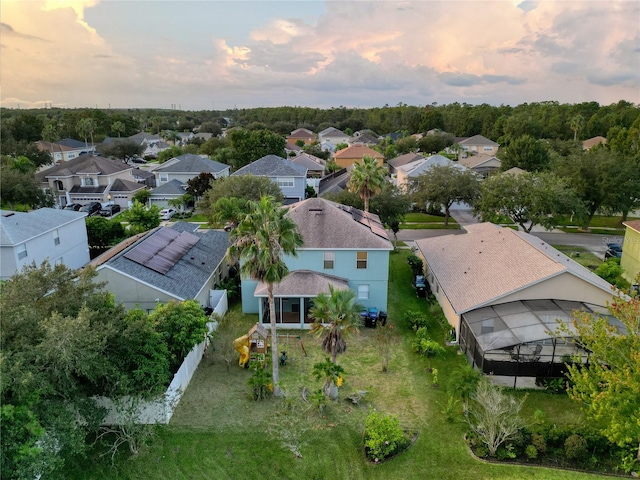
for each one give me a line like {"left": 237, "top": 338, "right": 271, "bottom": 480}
{"left": 1, "top": 0, "right": 639, "bottom": 110}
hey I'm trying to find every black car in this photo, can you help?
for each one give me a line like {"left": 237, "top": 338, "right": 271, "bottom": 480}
{"left": 79, "top": 202, "right": 102, "bottom": 216}
{"left": 63, "top": 203, "right": 82, "bottom": 211}
{"left": 100, "top": 204, "right": 121, "bottom": 217}
{"left": 131, "top": 156, "right": 147, "bottom": 164}
{"left": 604, "top": 243, "right": 623, "bottom": 259}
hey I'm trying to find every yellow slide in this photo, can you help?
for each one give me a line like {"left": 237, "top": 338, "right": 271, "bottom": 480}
{"left": 233, "top": 334, "right": 250, "bottom": 367}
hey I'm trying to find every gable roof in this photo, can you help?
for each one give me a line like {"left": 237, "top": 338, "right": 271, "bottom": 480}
{"left": 623, "top": 220, "right": 640, "bottom": 233}
{"left": 459, "top": 135, "right": 498, "bottom": 147}
{"left": 415, "top": 223, "right": 614, "bottom": 314}
{"left": 290, "top": 153, "right": 325, "bottom": 171}
{"left": 98, "top": 222, "right": 229, "bottom": 300}
{"left": 318, "top": 127, "right": 347, "bottom": 138}
{"left": 289, "top": 128, "right": 315, "bottom": 138}
{"left": 109, "top": 178, "right": 146, "bottom": 193}
{"left": 232, "top": 155, "right": 307, "bottom": 177}
{"left": 582, "top": 136, "right": 607, "bottom": 150}
{"left": 254, "top": 270, "right": 349, "bottom": 297}
{"left": 503, "top": 167, "right": 526, "bottom": 176}
{"left": 1, "top": 208, "right": 86, "bottom": 246}
{"left": 154, "top": 154, "right": 229, "bottom": 174}
{"left": 459, "top": 154, "right": 501, "bottom": 169}
{"left": 131, "top": 168, "right": 154, "bottom": 181}
{"left": 286, "top": 197, "right": 392, "bottom": 250}
{"left": 387, "top": 152, "right": 426, "bottom": 169}
{"left": 333, "top": 144, "right": 383, "bottom": 160}
{"left": 128, "top": 132, "right": 161, "bottom": 144}
{"left": 35, "top": 140, "right": 74, "bottom": 153}
{"left": 56, "top": 138, "right": 90, "bottom": 149}
{"left": 36, "top": 154, "right": 131, "bottom": 180}
{"left": 349, "top": 133, "right": 379, "bottom": 145}
{"left": 150, "top": 179, "right": 187, "bottom": 196}
{"left": 397, "top": 154, "right": 465, "bottom": 177}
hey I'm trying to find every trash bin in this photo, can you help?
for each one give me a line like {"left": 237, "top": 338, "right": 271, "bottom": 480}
{"left": 379, "top": 311, "right": 387, "bottom": 326}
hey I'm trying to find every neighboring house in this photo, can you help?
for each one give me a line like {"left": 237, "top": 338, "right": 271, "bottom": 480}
{"left": 459, "top": 153, "right": 502, "bottom": 178}
{"left": 128, "top": 132, "right": 170, "bottom": 158}
{"left": 131, "top": 167, "right": 156, "bottom": 188}
{"left": 0, "top": 208, "right": 90, "bottom": 280}
{"left": 349, "top": 131, "right": 379, "bottom": 146}
{"left": 457, "top": 135, "right": 499, "bottom": 160}
{"left": 194, "top": 132, "right": 213, "bottom": 141}
{"left": 287, "top": 128, "right": 316, "bottom": 146}
{"left": 583, "top": 136, "right": 607, "bottom": 150}
{"left": 232, "top": 155, "right": 308, "bottom": 204}
{"left": 415, "top": 223, "right": 620, "bottom": 385}
{"left": 92, "top": 222, "right": 230, "bottom": 311}
{"left": 387, "top": 152, "right": 426, "bottom": 176}
{"left": 284, "top": 141, "right": 303, "bottom": 156}
{"left": 318, "top": 127, "right": 350, "bottom": 152}
{"left": 154, "top": 154, "right": 230, "bottom": 186}
{"left": 503, "top": 166, "right": 526, "bottom": 176}
{"left": 291, "top": 153, "right": 326, "bottom": 194}
{"left": 241, "top": 197, "right": 393, "bottom": 328}
{"left": 148, "top": 179, "right": 188, "bottom": 210}
{"left": 333, "top": 144, "right": 384, "bottom": 169}
{"left": 396, "top": 154, "right": 465, "bottom": 190}
{"left": 621, "top": 220, "right": 640, "bottom": 285}
{"left": 35, "top": 154, "right": 146, "bottom": 208}
{"left": 35, "top": 139, "right": 96, "bottom": 163}
{"left": 176, "top": 132, "right": 194, "bottom": 145}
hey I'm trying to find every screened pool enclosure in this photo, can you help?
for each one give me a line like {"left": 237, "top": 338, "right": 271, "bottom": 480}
{"left": 459, "top": 299, "right": 625, "bottom": 383}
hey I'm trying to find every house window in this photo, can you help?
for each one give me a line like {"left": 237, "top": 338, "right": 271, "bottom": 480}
{"left": 323, "top": 251, "right": 335, "bottom": 269}
{"left": 356, "top": 251, "right": 368, "bottom": 269}
{"left": 159, "top": 174, "right": 169, "bottom": 182}
{"left": 17, "top": 244, "right": 27, "bottom": 260}
{"left": 67, "top": 153, "right": 76, "bottom": 159}
{"left": 277, "top": 177, "right": 294, "bottom": 188}
{"left": 83, "top": 177, "right": 95, "bottom": 186}
{"left": 53, "top": 229, "right": 60, "bottom": 246}
{"left": 483, "top": 146, "right": 494, "bottom": 152}
{"left": 54, "top": 180, "right": 64, "bottom": 191}
{"left": 357, "top": 284, "right": 370, "bottom": 300}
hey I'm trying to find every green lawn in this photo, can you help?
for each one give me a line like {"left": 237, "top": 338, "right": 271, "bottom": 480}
{"left": 65, "top": 252, "right": 599, "bottom": 480}
{"left": 556, "top": 215, "right": 638, "bottom": 229}
{"left": 404, "top": 212, "right": 458, "bottom": 224}
{"left": 551, "top": 245, "right": 603, "bottom": 270}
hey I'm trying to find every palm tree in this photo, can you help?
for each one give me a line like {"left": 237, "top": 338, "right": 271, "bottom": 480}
{"left": 227, "top": 196, "right": 303, "bottom": 397}
{"left": 347, "top": 155, "right": 387, "bottom": 212}
{"left": 309, "top": 285, "right": 364, "bottom": 364}
{"left": 76, "top": 118, "right": 96, "bottom": 151}
{"left": 111, "top": 121, "right": 125, "bottom": 138}
{"left": 447, "top": 364, "right": 481, "bottom": 415}
{"left": 570, "top": 114, "right": 584, "bottom": 142}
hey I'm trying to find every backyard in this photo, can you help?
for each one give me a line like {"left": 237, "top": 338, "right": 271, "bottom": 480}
{"left": 66, "top": 251, "right": 602, "bottom": 480}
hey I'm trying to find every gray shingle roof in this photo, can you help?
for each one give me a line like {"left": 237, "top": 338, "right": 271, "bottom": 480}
{"left": 1, "top": 208, "right": 87, "bottom": 246}
{"left": 150, "top": 179, "right": 187, "bottom": 196}
{"left": 286, "top": 198, "right": 392, "bottom": 249}
{"left": 55, "top": 138, "right": 89, "bottom": 149}
{"left": 154, "top": 154, "right": 229, "bottom": 174}
{"left": 232, "top": 155, "right": 307, "bottom": 177}
{"left": 254, "top": 270, "right": 349, "bottom": 297}
{"left": 398, "top": 154, "right": 466, "bottom": 177}
{"left": 109, "top": 178, "right": 146, "bottom": 193}
{"left": 103, "top": 222, "right": 229, "bottom": 300}
{"left": 459, "top": 135, "right": 499, "bottom": 147}
{"left": 387, "top": 153, "right": 426, "bottom": 169}
{"left": 290, "top": 154, "right": 324, "bottom": 171}
{"left": 36, "top": 154, "right": 131, "bottom": 181}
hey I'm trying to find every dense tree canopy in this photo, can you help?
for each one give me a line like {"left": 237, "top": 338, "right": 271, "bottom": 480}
{"left": 97, "top": 139, "right": 143, "bottom": 162}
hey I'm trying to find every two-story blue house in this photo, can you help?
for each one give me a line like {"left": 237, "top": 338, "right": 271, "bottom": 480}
{"left": 232, "top": 155, "right": 307, "bottom": 204}
{"left": 241, "top": 197, "right": 393, "bottom": 328}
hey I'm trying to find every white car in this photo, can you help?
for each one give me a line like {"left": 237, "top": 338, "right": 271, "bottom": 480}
{"left": 159, "top": 208, "right": 176, "bottom": 220}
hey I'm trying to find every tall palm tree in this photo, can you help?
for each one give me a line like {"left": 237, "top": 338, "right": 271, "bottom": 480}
{"left": 347, "top": 155, "right": 387, "bottom": 212}
{"left": 227, "top": 196, "right": 303, "bottom": 397}
{"left": 111, "top": 121, "right": 125, "bottom": 138}
{"left": 570, "top": 114, "right": 584, "bottom": 142}
{"left": 309, "top": 285, "right": 364, "bottom": 364}
{"left": 76, "top": 118, "right": 96, "bottom": 151}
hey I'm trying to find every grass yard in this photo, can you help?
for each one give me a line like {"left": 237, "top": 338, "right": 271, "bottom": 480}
{"left": 551, "top": 245, "right": 603, "bottom": 270}
{"left": 401, "top": 212, "right": 459, "bottom": 230}
{"left": 65, "top": 251, "right": 598, "bottom": 480}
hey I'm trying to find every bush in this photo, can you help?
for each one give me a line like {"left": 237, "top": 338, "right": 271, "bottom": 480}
{"left": 531, "top": 433, "right": 547, "bottom": 454}
{"left": 406, "top": 254, "right": 424, "bottom": 276}
{"left": 247, "top": 361, "right": 272, "bottom": 401}
{"left": 564, "top": 434, "right": 588, "bottom": 461}
{"left": 404, "top": 310, "right": 429, "bottom": 330}
{"left": 525, "top": 445, "right": 538, "bottom": 460}
{"left": 364, "top": 409, "right": 409, "bottom": 462}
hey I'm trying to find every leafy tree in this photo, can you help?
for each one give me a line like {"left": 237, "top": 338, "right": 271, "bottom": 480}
{"left": 97, "top": 139, "right": 143, "bottom": 163}
{"left": 394, "top": 136, "right": 418, "bottom": 155}
{"left": 167, "top": 193, "right": 194, "bottom": 212}
{"left": 347, "top": 156, "right": 387, "bottom": 212}
{"left": 369, "top": 183, "right": 411, "bottom": 247}
{"left": 563, "top": 297, "right": 640, "bottom": 471}
{"left": 198, "top": 121, "right": 222, "bottom": 136}
{"left": 132, "top": 188, "right": 151, "bottom": 205}
{"left": 198, "top": 175, "right": 283, "bottom": 216}
{"left": 42, "top": 122, "right": 60, "bottom": 142}
{"left": 123, "top": 201, "right": 161, "bottom": 233}
{"left": 76, "top": 118, "right": 97, "bottom": 149}
{"left": 199, "top": 136, "right": 230, "bottom": 157}
{"left": 150, "top": 300, "right": 209, "bottom": 371}
{"left": 111, "top": 121, "right": 126, "bottom": 138}
{"left": 594, "top": 259, "right": 628, "bottom": 289}
{"left": 228, "top": 128, "right": 286, "bottom": 169}
{"left": 227, "top": 197, "right": 304, "bottom": 397}
{"left": 500, "top": 134, "right": 550, "bottom": 172}
{"left": 474, "top": 171, "right": 584, "bottom": 233}
{"left": 85, "top": 216, "right": 127, "bottom": 249}
{"left": 322, "top": 189, "right": 364, "bottom": 210}
{"left": 302, "top": 141, "right": 330, "bottom": 160}
{"left": 447, "top": 365, "right": 481, "bottom": 415}
{"left": 186, "top": 172, "right": 215, "bottom": 200}
{"left": 157, "top": 145, "right": 183, "bottom": 163}
{"left": 309, "top": 286, "right": 364, "bottom": 364}
{"left": 417, "top": 132, "right": 454, "bottom": 155}
{"left": 9, "top": 113, "right": 44, "bottom": 142}
{"left": 410, "top": 165, "right": 481, "bottom": 225}
{"left": 467, "top": 379, "right": 527, "bottom": 456}
{"left": 0, "top": 160, "right": 53, "bottom": 210}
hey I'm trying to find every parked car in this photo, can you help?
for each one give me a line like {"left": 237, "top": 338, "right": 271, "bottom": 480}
{"left": 100, "top": 204, "right": 121, "bottom": 217}
{"left": 604, "top": 245, "right": 622, "bottom": 259}
{"left": 131, "top": 156, "right": 147, "bottom": 164}
{"left": 79, "top": 202, "right": 102, "bottom": 216}
{"left": 63, "top": 203, "right": 82, "bottom": 211}
{"left": 159, "top": 208, "right": 176, "bottom": 220}
{"left": 412, "top": 275, "right": 428, "bottom": 298}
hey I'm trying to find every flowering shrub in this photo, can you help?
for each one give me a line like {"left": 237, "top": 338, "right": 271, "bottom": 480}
{"left": 364, "top": 408, "right": 409, "bottom": 461}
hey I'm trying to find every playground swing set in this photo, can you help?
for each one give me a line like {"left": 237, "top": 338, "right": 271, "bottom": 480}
{"left": 233, "top": 323, "right": 307, "bottom": 368}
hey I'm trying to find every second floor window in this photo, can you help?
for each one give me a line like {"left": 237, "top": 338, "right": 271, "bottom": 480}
{"left": 277, "top": 177, "right": 294, "bottom": 188}
{"left": 323, "top": 251, "right": 334, "bottom": 269}
{"left": 159, "top": 174, "right": 169, "bottom": 182}
{"left": 53, "top": 229, "right": 60, "bottom": 246}
{"left": 82, "top": 177, "right": 95, "bottom": 186}
{"left": 17, "top": 243, "right": 28, "bottom": 260}
{"left": 356, "top": 251, "right": 368, "bottom": 269}
{"left": 54, "top": 180, "right": 64, "bottom": 191}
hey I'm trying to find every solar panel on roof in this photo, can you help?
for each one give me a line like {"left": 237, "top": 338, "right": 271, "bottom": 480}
{"left": 124, "top": 228, "right": 199, "bottom": 274}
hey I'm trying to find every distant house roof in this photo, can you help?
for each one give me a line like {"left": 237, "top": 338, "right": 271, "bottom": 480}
{"left": 318, "top": 127, "right": 347, "bottom": 139}
{"left": 285, "top": 141, "right": 303, "bottom": 153}
{"left": 233, "top": 155, "right": 307, "bottom": 177}
{"left": 1, "top": 208, "right": 86, "bottom": 246}
{"left": 503, "top": 167, "right": 526, "bottom": 176}
{"left": 289, "top": 128, "right": 315, "bottom": 138}
{"left": 397, "top": 154, "right": 465, "bottom": 177}
{"left": 35, "top": 140, "right": 74, "bottom": 153}
{"left": 459, "top": 154, "right": 501, "bottom": 169}
{"left": 387, "top": 152, "right": 426, "bottom": 170}
{"left": 154, "top": 154, "right": 229, "bottom": 174}
{"left": 415, "top": 223, "right": 613, "bottom": 314}
{"left": 333, "top": 144, "right": 383, "bottom": 160}
{"left": 131, "top": 168, "right": 154, "bottom": 182}
{"left": 128, "top": 132, "right": 161, "bottom": 144}
{"left": 194, "top": 132, "right": 213, "bottom": 141}
{"left": 98, "top": 222, "right": 229, "bottom": 300}
{"left": 349, "top": 133, "right": 379, "bottom": 145}
{"left": 254, "top": 270, "right": 349, "bottom": 297}
{"left": 459, "top": 135, "right": 499, "bottom": 147}
{"left": 109, "top": 178, "right": 146, "bottom": 193}
{"left": 582, "top": 136, "right": 607, "bottom": 150}
{"left": 286, "top": 197, "right": 392, "bottom": 250}
{"left": 150, "top": 179, "right": 186, "bottom": 196}
{"left": 56, "top": 138, "right": 90, "bottom": 149}
{"left": 290, "top": 153, "right": 325, "bottom": 172}
{"left": 36, "top": 154, "right": 131, "bottom": 180}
